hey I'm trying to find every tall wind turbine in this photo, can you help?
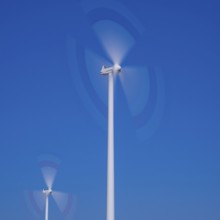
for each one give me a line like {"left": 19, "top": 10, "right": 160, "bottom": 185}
{"left": 91, "top": 21, "right": 144, "bottom": 220}
{"left": 67, "top": 2, "right": 165, "bottom": 219}
{"left": 95, "top": 18, "right": 138, "bottom": 220}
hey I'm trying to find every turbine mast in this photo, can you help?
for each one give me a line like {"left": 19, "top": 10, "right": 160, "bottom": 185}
{"left": 101, "top": 64, "right": 121, "bottom": 220}
{"left": 107, "top": 72, "right": 114, "bottom": 220}
{"left": 45, "top": 194, "right": 49, "bottom": 220}
{"left": 43, "top": 188, "right": 52, "bottom": 220}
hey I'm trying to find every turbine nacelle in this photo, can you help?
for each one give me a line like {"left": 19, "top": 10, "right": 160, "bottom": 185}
{"left": 100, "top": 64, "right": 121, "bottom": 75}
{"left": 42, "top": 188, "right": 52, "bottom": 196}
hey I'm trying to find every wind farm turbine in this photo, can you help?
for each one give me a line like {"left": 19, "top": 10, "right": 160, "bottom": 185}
{"left": 67, "top": 2, "right": 165, "bottom": 220}
{"left": 92, "top": 17, "right": 164, "bottom": 220}
{"left": 69, "top": 18, "right": 150, "bottom": 220}
{"left": 26, "top": 158, "right": 75, "bottom": 220}
{"left": 95, "top": 18, "right": 145, "bottom": 220}
{"left": 96, "top": 20, "right": 145, "bottom": 220}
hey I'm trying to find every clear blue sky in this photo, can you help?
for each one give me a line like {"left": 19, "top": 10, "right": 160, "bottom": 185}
{"left": 0, "top": 0, "right": 220, "bottom": 219}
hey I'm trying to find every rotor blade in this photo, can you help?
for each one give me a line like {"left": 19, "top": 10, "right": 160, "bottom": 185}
{"left": 41, "top": 166, "right": 56, "bottom": 189}
{"left": 39, "top": 156, "right": 60, "bottom": 189}
{"left": 66, "top": 36, "right": 108, "bottom": 130}
{"left": 25, "top": 190, "right": 45, "bottom": 216}
{"left": 119, "top": 66, "right": 150, "bottom": 116}
{"left": 85, "top": 47, "right": 111, "bottom": 73}
{"left": 92, "top": 20, "right": 135, "bottom": 65}
{"left": 52, "top": 191, "right": 76, "bottom": 217}
{"left": 84, "top": 48, "right": 111, "bottom": 105}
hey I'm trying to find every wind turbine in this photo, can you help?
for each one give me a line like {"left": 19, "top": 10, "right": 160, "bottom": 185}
{"left": 25, "top": 157, "right": 75, "bottom": 220}
{"left": 93, "top": 15, "right": 163, "bottom": 220}
{"left": 67, "top": 2, "right": 165, "bottom": 220}
{"left": 68, "top": 17, "right": 156, "bottom": 220}
{"left": 94, "top": 17, "right": 144, "bottom": 220}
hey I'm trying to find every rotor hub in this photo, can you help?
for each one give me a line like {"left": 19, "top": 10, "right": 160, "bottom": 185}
{"left": 113, "top": 64, "right": 121, "bottom": 73}
{"left": 43, "top": 188, "right": 52, "bottom": 196}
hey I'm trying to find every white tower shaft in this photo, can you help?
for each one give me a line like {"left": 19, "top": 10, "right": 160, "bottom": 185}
{"left": 107, "top": 72, "right": 114, "bottom": 220}
{"left": 45, "top": 195, "right": 49, "bottom": 220}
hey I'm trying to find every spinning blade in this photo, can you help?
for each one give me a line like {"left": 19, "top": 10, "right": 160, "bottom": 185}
{"left": 39, "top": 156, "right": 60, "bottom": 189}
{"left": 84, "top": 48, "right": 111, "bottom": 105}
{"left": 25, "top": 190, "right": 45, "bottom": 218}
{"left": 119, "top": 66, "right": 150, "bottom": 116}
{"left": 92, "top": 20, "right": 135, "bottom": 65}
{"left": 52, "top": 191, "right": 76, "bottom": 218}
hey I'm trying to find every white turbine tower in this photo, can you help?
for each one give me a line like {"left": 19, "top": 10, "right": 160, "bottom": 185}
{"left": 100, "top": 64, "right": 121, "bottom": 220}
{"left": 42, "top": 188, "right": 52, "bottom": 220}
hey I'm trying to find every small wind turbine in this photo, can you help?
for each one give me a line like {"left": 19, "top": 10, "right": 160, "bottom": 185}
{"left": 25, "top": 158, "right": 75, "bottom": 220}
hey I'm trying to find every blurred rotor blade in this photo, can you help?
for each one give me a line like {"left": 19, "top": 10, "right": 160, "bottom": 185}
{"left": 92, "top": 20, "right": 135, "bottom": 65}
{"left": 119, "top": 66, "right": 150, "bottom": 116}
{"left": 66, "top": 36, "right": 108, "bottom": 130}
{"left": 85, "top": 47, "right": 111, "bottom": 74}
{"left": 52, "top": 191, "right": 76, "bottom": 218}
{"left": 39, "top": 156, "right": 60, "bottom": 189}
{"left": 25, "top": 190, "right": 45, "bottom": 217}
{"left": 41, "top": 166, "right": 56, "bottom": 189}
{"left": 84, "top": 47, "right": 111, "bottom": 105}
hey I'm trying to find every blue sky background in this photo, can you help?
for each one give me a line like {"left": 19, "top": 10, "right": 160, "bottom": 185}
{"left": 0, "top": 0, "right": 220, "bottom": 219}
